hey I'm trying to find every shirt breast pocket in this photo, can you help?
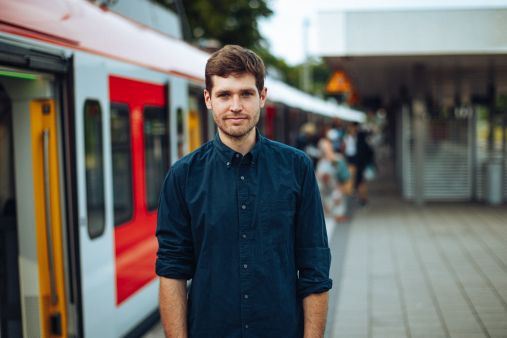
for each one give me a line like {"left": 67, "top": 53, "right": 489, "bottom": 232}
{"left": 260, "top": 198, "right": 295, "bottom": 256}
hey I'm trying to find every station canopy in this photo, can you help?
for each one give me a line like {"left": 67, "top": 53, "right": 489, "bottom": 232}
{"left": 316, "top": 5, "right": 507, "bottom": 105}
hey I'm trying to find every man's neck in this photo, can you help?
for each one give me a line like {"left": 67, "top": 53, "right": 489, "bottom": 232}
{"left": 218, "top": 128, "right": 256, "bottom": 155}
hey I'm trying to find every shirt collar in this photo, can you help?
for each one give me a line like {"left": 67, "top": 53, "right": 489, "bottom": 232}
{"left": 213, "top": 128, "right": 264, "bottom": 167}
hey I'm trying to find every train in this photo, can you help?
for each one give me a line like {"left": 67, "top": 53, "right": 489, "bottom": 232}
{"left": 0, "top": 1, "right": 363, "bottom": 337}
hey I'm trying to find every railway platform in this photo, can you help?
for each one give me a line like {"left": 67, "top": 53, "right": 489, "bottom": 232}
{"left": 144, "top": 178, "right": 507, "bottom": 338}
{"left": 326, "top": 178, "right": 507, "bottom": 338}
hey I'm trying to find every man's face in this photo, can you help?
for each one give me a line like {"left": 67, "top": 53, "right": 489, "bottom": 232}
{"left": 204, "top": 73, "right": 267, "bottom": 139}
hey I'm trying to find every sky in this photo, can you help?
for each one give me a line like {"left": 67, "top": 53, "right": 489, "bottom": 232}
{"left": 258, "top": 0, "right": 507, "bottom": 65}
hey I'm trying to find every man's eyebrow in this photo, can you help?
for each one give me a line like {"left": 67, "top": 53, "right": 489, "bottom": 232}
{"left": 214, "top": 89, "right": 231, "bottom": 95}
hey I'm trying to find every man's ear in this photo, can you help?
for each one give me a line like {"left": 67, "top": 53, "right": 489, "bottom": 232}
{"left": 204, "top": 89, "right": 212, "bottom": 109}
{"left": 259, "top": 87, "right": 268, "bottom": 108}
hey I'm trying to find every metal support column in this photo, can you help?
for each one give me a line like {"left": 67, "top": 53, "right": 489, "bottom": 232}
{"left": 411, "top": 64, "right": 427, "bottom": 206}
{"left": 413, "top": 100, "right": 426, "bottom": 206}
{"left": 469, "top": 107, "right": 477, "bottom": 200}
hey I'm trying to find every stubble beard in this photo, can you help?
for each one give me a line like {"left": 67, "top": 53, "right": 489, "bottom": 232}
{"left": 214, "top": 110, "right": 260, "bottom": 141}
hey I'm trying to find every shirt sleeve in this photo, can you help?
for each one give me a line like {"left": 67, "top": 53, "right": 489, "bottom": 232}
{"left": 295, "top": 155, "right": 333, "bottom": 298}
{"left": 155, "top": 164, "right": 195, "bottom": 280}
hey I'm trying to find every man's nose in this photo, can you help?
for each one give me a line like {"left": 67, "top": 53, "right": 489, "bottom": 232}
{"left": 230, "top": 95, "right": 242, "bottom": 112}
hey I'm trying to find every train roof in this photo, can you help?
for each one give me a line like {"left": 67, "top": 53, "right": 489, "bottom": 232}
{"left": 266, "top": 78, "right": 365, "bottom": 121}
{"left": 0, "top": 0, "right": 364, "bottom": 122}
{"left": 0, "top": 0, "right": 208, "bottom": 81}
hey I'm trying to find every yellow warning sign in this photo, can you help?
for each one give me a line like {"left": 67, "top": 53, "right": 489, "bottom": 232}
{"left": 325, "top": 71, "right": 353, "bottom": 94}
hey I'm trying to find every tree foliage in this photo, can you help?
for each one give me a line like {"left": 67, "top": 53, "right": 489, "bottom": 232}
{"left": 257, "top": 49, "right": 332, "bottom": 97}
{"left": 154, "top": 0, "right": 331, "bottom": 96}
{"left": 155, "top": 0, "right": 272, "bottom": 49}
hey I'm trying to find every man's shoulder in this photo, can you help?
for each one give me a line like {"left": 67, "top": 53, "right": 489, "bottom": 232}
{"left": 170, "top": 140, "right": 214, "bottom": 173}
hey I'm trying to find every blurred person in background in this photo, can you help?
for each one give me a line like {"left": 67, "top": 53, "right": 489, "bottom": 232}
{"left": 156, "top": 45, "right": 332, "bottom": 338}
{"left": 316, "top": 127, "right": 349, "bottom": 222}
{"left": 295, "top": 121, "right": 320, "bottom": 168}
{"left": 344, "top": 122, "right": 374, "bottom": 206}
{"left": 330, "top": 118, "right": 347, "bottom": 154}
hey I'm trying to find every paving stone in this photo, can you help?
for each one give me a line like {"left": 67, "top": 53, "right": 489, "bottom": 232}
{"left": 411, "top": 334, "right": 447, "bottom": 338}
{"left": 482, "top": 319, "right": 507, "bottom": 330}
{"left": 488, "top": 329, "right": 507, "bottom": 338}
{"left": 409, "top": 323, "right": 445, "bottom": 332}
{"left": 448, "top": 333, "right": 487, "bottom": 338}
{"left": 331, "top": 333, "right": 368, "bottom": 338}
{"left": 371, "top": 326, "right": 407, "bottom": 337}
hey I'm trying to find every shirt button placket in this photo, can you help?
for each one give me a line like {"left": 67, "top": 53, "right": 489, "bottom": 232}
{"left": 238, "top": 158, "right": 251, "bottom": 333}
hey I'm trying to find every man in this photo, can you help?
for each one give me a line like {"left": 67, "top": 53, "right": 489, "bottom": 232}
{"left": 156, "top": 45, "right": 332, "bottom": 337}
{"left": 344, "top": 122, "right": 373, "bottom": 205}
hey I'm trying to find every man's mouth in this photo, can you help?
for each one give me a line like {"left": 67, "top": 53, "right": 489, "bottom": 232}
{"left": 226, "top": 117, "right": 247, "bottom": 123}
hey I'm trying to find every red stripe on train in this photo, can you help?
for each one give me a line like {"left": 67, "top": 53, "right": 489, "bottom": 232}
{"left": 109, "top": 75, "right": 166, "bottom": 305}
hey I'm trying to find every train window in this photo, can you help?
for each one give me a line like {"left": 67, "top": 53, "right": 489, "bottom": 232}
{"left": 110, "top": 103, "right": 133, "bottom": 226}
{"left": 144, "top": 106, "right": 169, "bottom": 212}
{"left": 84, "top": 100, "right": 105, "bottom": 238}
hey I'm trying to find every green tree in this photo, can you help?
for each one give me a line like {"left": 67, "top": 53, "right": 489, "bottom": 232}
{"left": 247, "top": 50, "right": 332, "bottom": 97}
{"left": 155, "top": 0, "right": 272, "bottom": 49}
{"left": 154, "top": 0, "right": 332, "bottom": 96}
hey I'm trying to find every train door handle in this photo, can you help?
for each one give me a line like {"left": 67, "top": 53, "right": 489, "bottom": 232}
{"left": 42, "top": 128, "right": 59, "bottom": 306}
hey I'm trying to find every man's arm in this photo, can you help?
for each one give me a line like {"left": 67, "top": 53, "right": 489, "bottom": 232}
{"left": 156, "top": 166, "right": 194, "bottom": 337}
{"left": 294, "top": 155, "right": 332, "bottom": 336}
{"left": 159, "top": 277, "right": 188, "bottom": 338}
{"left": 303, "top": 292, "right": 329, "bottom": 338}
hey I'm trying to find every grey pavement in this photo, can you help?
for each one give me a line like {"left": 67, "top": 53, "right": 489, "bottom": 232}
{"left": 326, "top": 186, "right": 507, "bottom": 338}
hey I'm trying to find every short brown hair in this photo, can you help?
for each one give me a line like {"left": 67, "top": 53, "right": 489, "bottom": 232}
{"left": 205, "top": 45, "right": 265, "bottom": 94}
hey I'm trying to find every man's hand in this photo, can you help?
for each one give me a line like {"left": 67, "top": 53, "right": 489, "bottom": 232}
{"left": 159, "top": 277, "right": 188, "bottom": 338}
{"left": 303, "top": 291, "right": 329, "bottom": 338}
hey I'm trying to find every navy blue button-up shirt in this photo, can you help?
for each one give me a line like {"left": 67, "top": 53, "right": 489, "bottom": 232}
{"left": 156, "top": 130, "right": 332, "bottom": 337}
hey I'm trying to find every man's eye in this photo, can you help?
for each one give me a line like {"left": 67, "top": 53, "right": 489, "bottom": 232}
{"left": 241, "top": 92, "right": 253, "bottom": 97}
{"left": 217, "top": 93, "right": 229, "bottom": 98}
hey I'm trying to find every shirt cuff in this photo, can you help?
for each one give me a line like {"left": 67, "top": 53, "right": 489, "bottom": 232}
{"left": 156, "top": 258, "right": 194, "bottom": 280}
{"left": 297, "top": 278, "right": 333, "bottom": 299}
{"left": 296, "top": 247, "right": 332, "bottom": 298}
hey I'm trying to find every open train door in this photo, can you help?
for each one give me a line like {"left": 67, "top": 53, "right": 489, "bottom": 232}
{"left": 0, "top": 43, "right": 75, "bottom": 337}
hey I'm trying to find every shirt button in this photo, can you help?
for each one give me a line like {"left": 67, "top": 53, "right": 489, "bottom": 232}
{"left": 243, "top": 264, "right": 248, "bottom": 269}
{"left": 245, "top": 324, "right": 249, "bottom": 329}
{"left": 242, "top": 234, "right": 247, "bottom": 239}
{"left": 235, "top": 153, "right": 240, "bottom": 158}
{"left": 241, "top": 205, "right": 246, "bottom": 210}
{"left": 226, "top": 162, "right": 230, "bottom": 167}
{"left": 244, "top": 294, "right": 249, "bottom": 299}
{"left": 240, "top": 176, "right": 245, "bottom": 180}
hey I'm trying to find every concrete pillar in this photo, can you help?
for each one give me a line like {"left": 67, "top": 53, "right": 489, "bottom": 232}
{"left": 412, "top": 100, "right": 426, "bottom": 206}
{"left": 487, "top": 82, "right": 496, "bottom": 155}
{"left": 469, "top": 107, "right": 478, "bottom": 200}
{"left": 411, "top": 64, "right": 427, "bottom": 206}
